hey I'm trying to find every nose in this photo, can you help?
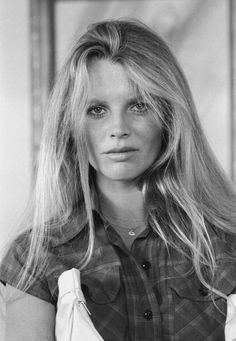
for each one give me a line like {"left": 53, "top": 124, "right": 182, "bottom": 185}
{"left": 109, "top": 112, "right": 130, "bottom": 139}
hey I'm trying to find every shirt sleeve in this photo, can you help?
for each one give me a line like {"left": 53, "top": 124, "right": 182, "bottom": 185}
{"left": 0, "top": 231, "right": 55, "bottom": 305}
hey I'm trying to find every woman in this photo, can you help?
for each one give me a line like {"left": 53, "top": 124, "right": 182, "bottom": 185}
{"left": 1, "top": 19, "right": 236, "bottom": 341}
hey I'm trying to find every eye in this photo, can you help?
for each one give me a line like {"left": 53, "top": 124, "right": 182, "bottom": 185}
{"left": 130, "top": 102, "right": 147, "bottom": 113}
{"left": 87, "top": 106, "right": 106, "bottom": 118}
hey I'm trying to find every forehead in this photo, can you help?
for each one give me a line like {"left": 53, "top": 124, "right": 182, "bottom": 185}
{"left": 87, "top": 59, "right": 139, "bottom": 100}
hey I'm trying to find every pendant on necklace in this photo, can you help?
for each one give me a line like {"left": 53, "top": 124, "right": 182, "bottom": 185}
{"left": 128, "top": 230, "right": 136, "bottom": 236}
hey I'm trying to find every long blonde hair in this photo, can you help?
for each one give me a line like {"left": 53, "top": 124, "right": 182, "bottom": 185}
{"left": 10, "top": 19, "right": 236, "bottom": 296}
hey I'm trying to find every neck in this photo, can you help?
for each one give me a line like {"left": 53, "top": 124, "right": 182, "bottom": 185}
{"left": 96, "top": 178, "right": 147, "bottom": 227}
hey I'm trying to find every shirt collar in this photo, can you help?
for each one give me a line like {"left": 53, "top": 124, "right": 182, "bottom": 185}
{"left": 48, "top": 205, "right": 88, "bottom": 248}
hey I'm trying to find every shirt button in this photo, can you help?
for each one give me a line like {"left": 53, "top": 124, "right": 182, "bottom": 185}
{"left": 141, "top": 261, "right": 151, "bottom": 270}
{"left": 143, "top": 310, "right": 153, "bottom": 320}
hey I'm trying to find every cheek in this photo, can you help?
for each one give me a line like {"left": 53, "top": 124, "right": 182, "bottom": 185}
{"left": 85, "top": 123, "right": 103, "bottom": 164}
{"left": 145, "top": 125, "right": 162, "bottom": 155}
{"left": 85, "top": 125, "right": 96, "bottom": 159}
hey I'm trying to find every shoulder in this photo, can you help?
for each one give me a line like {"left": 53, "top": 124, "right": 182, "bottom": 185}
{"left": 210, "top": 228, "right": 236, "bottom": 295}
{"left": 210, "top": 227, "right": 236, "bottom": 258}
{"left": 0, "top": 230, "right": 32, "bottom": 281}
{"left": 0, "top": 210, "right": 100, "bottom": 305}
{"left": 0, "top": 230, "right": 55, "bottom": 304}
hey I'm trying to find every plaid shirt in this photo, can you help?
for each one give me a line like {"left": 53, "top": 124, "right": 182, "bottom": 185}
{"left": 1, "top": 209, "right": 236, "bottom": 341}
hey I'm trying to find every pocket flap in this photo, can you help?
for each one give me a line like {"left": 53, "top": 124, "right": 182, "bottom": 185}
{"left": 171, "top": 277, "right": 213, "bottom": 301}
{"left": 171, "top": 260, "right": 236, "bottom": 301}
{"left": 81, "top": 265, "right": 121, "bottom": 304}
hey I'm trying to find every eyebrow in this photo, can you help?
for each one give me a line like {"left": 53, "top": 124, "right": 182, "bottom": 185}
{"left": 87, "top": 96, "right": 144, "bottom": 107}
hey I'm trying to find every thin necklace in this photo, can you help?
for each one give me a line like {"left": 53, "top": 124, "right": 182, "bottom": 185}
{"left": 103, "top": 216, "right": 146, "bottom": 237}
{"left": 113, "top": 223, "right": 143, "bottom": 237}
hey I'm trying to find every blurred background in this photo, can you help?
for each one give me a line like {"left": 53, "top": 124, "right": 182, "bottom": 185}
{"left": 0, "top": 0, "right": 235, "bottom": 251}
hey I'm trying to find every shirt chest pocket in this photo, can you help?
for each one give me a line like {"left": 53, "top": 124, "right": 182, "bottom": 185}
{"left": 81, "top": 265, "right": 121, "bottom": 304}
{"left": 170, "top": 277, "right": 227, "bottom": 341}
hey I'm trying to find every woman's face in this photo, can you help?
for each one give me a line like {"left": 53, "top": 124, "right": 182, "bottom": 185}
{"left": 85, "top": 59, "right": 162, "bottom": 188}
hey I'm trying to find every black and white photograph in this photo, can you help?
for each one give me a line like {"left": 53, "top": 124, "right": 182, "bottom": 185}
{"left": 0, "top": 0, "right": 236, "bottom": 340}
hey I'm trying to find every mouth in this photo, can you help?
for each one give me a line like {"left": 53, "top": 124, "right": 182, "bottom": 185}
{"left": 105, "top": 147, "right": 138, "bottom": 154}
{"left": 103, "top": 147, "right": 138, "bottom": 161}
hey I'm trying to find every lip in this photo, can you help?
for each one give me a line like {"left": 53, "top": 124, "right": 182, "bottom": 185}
{"left": 104, "top": 147, "right": 138, "bottom": 154}
{"left": 103, "top": 147, "right": 138, "bottom": 161}
{"left": 105, "top": 151, "right": 137, "bottom": 161}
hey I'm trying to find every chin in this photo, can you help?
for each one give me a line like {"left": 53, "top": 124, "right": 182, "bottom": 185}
{"left": 95, "top": 163, "right": 148, "bottom": 184}
{"left": 103, "top": 169, "right": 142, "bottom": 182}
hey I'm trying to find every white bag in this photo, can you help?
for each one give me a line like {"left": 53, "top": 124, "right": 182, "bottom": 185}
{"left": 225, "top": 294, "right": 236, "bottom": 341}
{"left": 55, "top": 268, "right": 104, "bottom": 341}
